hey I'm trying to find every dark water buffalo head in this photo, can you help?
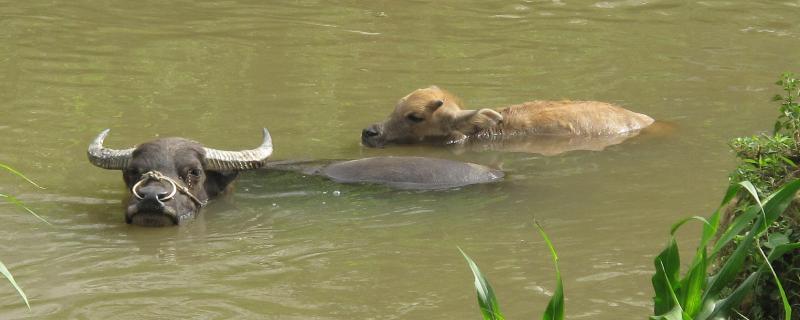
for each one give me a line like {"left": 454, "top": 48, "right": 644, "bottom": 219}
{"left": 87, "top": 129, "right": 273, "bottom": 227}
{"left": 361, "top": 86, "right": 502, "bottom": 147}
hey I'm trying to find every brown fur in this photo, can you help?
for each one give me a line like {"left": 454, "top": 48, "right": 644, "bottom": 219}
{"left": 361, "top": 86, "right": 655, "bottom": 149}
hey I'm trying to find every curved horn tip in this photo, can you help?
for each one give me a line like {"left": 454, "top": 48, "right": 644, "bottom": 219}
{"left": 98, "top": 128, "right": 111, "bottom": 138}
{"left": 89, "top": 128, "right": 112, "bottom": 147}
{"left": 261, "top": 128, "right": 273, "bottom": 146}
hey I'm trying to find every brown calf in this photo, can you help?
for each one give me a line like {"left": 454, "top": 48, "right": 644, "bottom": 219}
{"left": 361, "top": 86, "right": 655, "bottom": 153}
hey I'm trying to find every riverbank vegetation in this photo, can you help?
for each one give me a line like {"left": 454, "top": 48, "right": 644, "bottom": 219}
{"left": 722, "top": 73, "right": 800, "bottom": 319}
{"left": 650, "top": 73, "right": 800, "bottom": 319}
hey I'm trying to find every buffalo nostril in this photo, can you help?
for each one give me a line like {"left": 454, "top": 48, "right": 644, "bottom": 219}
{"left": 138, "top": 196, "right": 166, "bottom": 212}
{"left": 157, "top": 191, "right": 171, "bottom": 201}
{"left": 362, "top": 127, "right": 380, "bottom": 138}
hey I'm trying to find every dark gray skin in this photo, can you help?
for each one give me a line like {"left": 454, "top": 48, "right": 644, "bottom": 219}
{"left": 87, "top": 128, "right": 273, "bottom": 227}
{"left": 121, "top": 139, "right": 238, "bottom": 227}
{"left": 269, "top": 156, "right": 504, "bottom": 189}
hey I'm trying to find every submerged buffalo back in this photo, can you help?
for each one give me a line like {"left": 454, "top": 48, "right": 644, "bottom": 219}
{"left": 321, "top": 156, "right": 503, "bottom": 189}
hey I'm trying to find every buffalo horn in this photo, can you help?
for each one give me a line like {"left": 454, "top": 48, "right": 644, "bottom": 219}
{"left": 203, "top": 128, "right": 273, "bottom": 171}
{"left": 87, "top": 129, "right": 134, "bottom": 170}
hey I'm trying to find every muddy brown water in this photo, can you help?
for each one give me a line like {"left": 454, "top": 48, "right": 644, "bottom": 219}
{"left": 1, "top": 1, "right": 799, "bottom": 319}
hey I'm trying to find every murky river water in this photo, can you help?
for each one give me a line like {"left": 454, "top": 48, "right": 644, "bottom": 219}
{"left": 1, "top": 1, "right": 799, "bottom": 319}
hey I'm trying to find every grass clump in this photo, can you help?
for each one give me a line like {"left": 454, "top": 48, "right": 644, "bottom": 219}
{"left": 459, "top": 221, "right": 563, "bottom": 320}
{"left": 716, "top": 73, "right": 800, "bottom": 319}
{"left": 0, "top": 163, "right": 47, "bottom": 310}
{"left": 651, "top": 180, "right": 800, "bottom": 319}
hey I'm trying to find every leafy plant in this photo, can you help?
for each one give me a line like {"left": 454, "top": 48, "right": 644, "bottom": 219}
{"left": 773, "top": 72, "right": 800, "bottom": 142}
{"left": 651, "top": 180, "right": 800, "bottom": 320}
{"left": 460, "top": 221, "right": 563, "bottom": 320}
{"left": 0, "top": 163, "right": 47, "bottom": 310}
{"left": 730, "top": 73, "right": 800, "bottom": 197}
{"left": 729, "top": 133, "right": 797, "bottom": 195}
{"left": 724, "top": 72, "right": 800, "bottom": 319}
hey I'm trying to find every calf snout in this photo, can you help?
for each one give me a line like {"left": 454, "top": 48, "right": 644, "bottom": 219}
{"left": 362, "top": 125, "right": 380, "bottom": 137}
{"left": 361, "top": 124, "right": 384, "bottom": 147}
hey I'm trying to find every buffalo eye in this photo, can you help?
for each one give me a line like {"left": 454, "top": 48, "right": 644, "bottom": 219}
{"left": 406, "top": 113, "right": 424, "bottom": 123}
{"left": 187, "top": 168, "right": 202, "bottom": 178}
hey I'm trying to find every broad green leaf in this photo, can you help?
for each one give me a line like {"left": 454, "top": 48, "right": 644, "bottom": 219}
{"left": 756, "top": 179, "right": 800, "bottom": 233}
{"left": 652, "top": 238, "right": 680, "bottom": 315}
{"left": 765, "top": 232, "right": 789, "bottom": 249}
{"left": 718, "top": 183, "right": 743, "bottom": 208}
{"left": 649, "top": 304, "right": 686, "bottom": 320}
{"left": 738, "top": 181, "right": 763, "bottom": 214}
{"left": 652, "top": 261, "right": 692, "bottom": 320}
{"left": 669, "top": 216, "right": 710, "bottom": 236}
{"left": 679, "top": 250, "right": 706, "bottom": 316}
{"left": 710, "top": 204, "right": 758, "bottom": 258}
{"left": 703, "top": 214, "right": 757, "bottom": 303}
{"left": 0, "top": 260, "right": 29, "bottom": 310}
{"left": 459, "top": 248, "right": 505, "bottom": 320}
{"left": 535, "top": 222, "right": 564, "bottom": 320}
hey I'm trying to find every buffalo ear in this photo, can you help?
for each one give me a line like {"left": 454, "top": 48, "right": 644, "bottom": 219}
{"left": 203, "top": 170, "right": 240, "bottom": 197}
{"left": 426, "top": 99, "right": 444, "bottom": 111}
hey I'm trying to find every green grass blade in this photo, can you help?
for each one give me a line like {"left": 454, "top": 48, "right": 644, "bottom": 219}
{"left": 703, "top": 183, "right": 742, "bottom": 259}
{"left": 755, "top": 179, "right": 800, "bottom": 233}
{"left": 703, "top": 215, "right": 758, "bottom": 303}
{"left": 755, "top": 241, "right": 791, "bottom": 320}
{"left": 702, "top": 271, "right": 759, "bottom": 320}
{"left": 0, "top": 194, "right": 51, "bottom": 225}
{"left": 535, "top": 222, "right": 564, "bottom": 320}
{"left": 738, "top": 181, "right": 768, "bottom": 233}
{"left": 459, "top": 247, "right": 505, "bottom": 320}
{"left": 738, "top": 181, "right": 763, "bottom": 214}
{"left": 703, "top": 242, "right": 800, "bottom": 319}
{"left": 710, "top": 205, "right": 758, "bottom": 258}
{"left": 0, "top": 163, "right": 44, "bottom": 189}
{"left": 0, "top": 260, "right": 30, "bottom": 310}
{"left": 706, "top": 180, "right": 800, "bottom": 300}
{"left": 669, "top": 216, "right": 710, "bottom": 236}
{"left": 652, "top": 238, "right": 680, "bottom": 315}
{"left": 717, "top": 183, "right": 742, "bottom": 208}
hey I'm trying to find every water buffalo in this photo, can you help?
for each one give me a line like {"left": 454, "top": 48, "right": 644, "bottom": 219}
{"left": 268, "top": 156, "right": 504, "bottom": 189}
{"left": 87, "top": 128, "right": 273, "bottom": 227}
{"left": 361, "top": 86, "right": 657, "bottom": 154}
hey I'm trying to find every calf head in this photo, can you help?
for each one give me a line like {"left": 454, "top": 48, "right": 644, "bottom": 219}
{"left": 87, "top": 129, "right": 272, "bottom": 227}
{"left": 361, "top": 86, "right": 503, "bottom": 147}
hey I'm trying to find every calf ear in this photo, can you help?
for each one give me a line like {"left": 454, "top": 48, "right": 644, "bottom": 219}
{"left": 203, "top": 171, "right": 240, "bottom": 197}
{"left": 425, "top": 99, "right": 444, "bottom": 111}
{"left": 453, "top": 108, "right": 503, "bottom": 134}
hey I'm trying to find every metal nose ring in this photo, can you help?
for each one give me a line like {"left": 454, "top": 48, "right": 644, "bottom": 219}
{"left": 132, "top": 176, "right": 177, "bottom": 201}
{"left": 158, "top": 179, "right": 177, "bottom": 201}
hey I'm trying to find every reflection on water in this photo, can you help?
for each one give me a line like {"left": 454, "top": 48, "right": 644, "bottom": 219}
{"left": 1, "top": 0, "right": 799, "bottom": 319}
